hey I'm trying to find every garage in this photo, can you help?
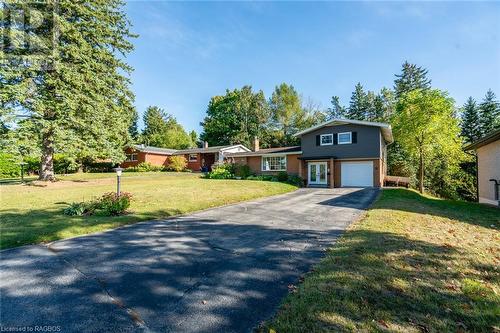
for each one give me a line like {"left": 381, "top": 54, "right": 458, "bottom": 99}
{"left": 341, "top": 161, "right": 373, "bottom": 187}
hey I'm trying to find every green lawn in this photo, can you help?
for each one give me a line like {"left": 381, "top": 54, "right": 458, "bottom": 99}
{"left": 265, "top": 189, "right": 500, "bottom": 333}
{"left": 0, "top": 172, "right": 297, "bottom": 249}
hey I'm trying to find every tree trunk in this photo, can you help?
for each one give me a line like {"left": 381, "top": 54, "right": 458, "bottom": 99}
{"left": 39, "top": 130, "right": 55, "bottom": 181}
{"left": 419, "top": 148, "right": 424, "bottom": 194}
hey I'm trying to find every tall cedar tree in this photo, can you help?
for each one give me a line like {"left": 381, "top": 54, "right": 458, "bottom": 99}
{"left": 479, "top": 89, "right": 500, "bottom": 135}
{"left": 347, "top": 83, "right": 369, "bottom": 120}
{"left": 200, "top": 86, "right": 268, "bottom": 148}
{"left": 0, "top": 1, "right": 136, "bottom": 180}
{"left": 460, "top": 97, "right": 482, "bottom": 142}
{"left": 394, "top": 61, "right": 432, "bottom": 98}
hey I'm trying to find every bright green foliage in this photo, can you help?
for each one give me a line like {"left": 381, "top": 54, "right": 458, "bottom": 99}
{"left": 200, "top": 86, "right": 268, "bottom": 148}
{"left": 394, "top": 61, "right": 432, "bottom": 98}
{"left": 461, "top": 97, "right": 482, "bottom": 143}
{"left": 142, "top": 106, "right": 193, "bottom": 149}
{"left": 0, "top": 0, "right": 137, "bottom": 181}
{"left": 479, "top": 89, "right": 500, "bottom": 135}
{"left": 166, "top": 155, "right": 187, "bottom": 172}
{"left": 393, "top": 89, "right": 465, "bottom": 196}
{"left": 0, "top": 152, "right": 20, "bottom": 178}
{"left": 268, "top": 83, "right": 310, "bottom": 146}
{"left": 206, "top": 163, "right": 235, "bottom": 179}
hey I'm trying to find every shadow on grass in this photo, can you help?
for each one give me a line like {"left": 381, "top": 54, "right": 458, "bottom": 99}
{"left": 267, "top": 228, "right": 499, "bottom": 332}
{"left": 0, "top": 214, "right": 348, "bottom": 331}
{"left": 374, "top": 188, "right": 500, "bottom": 230}
{"left": 0, "top": 208, "right": 183, "bottom": 250}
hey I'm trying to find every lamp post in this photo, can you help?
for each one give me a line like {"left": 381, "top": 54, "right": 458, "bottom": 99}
{"left": 19, "top": 162, "right": 27, "bottom": 183}
{"left": 114, "top": 167, "right": 123, "bottom": 196}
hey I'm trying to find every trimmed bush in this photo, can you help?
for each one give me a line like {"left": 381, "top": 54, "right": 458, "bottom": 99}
{"left": 0, "top": 153, "right": 20, "bottom": 178}
{"left": 234, "top": 164, "right": 252, "bottom": 179}
{"left": 137, "top": 162, "right": 163, "bottom": 172}
{"left": 286, "top": 175, "right": 304, "bottom": 187}
{"left": 277, "top": 171, "right": 288, "bottom": 182}
{"left": 167, "top": 156, "right": 188, "bottom": 172}
{"left": 206, "top": 163, "right": 234, "bottom": 179}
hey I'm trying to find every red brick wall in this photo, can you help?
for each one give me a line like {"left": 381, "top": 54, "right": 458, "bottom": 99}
{"left": 233, "top": 154, "right": 301, "bottom": 175}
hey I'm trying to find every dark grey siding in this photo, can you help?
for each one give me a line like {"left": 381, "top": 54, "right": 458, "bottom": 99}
{"left": 300, "top": 124, "right": 381, "bottom": 159}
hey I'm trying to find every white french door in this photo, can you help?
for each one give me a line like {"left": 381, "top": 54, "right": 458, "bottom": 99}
{"left": 308, "top": 162, "right": 328, "bottom": 185}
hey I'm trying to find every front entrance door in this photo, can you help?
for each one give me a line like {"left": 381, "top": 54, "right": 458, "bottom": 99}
{"left": 308, "top": 162, "right": 328, "bottom": 185}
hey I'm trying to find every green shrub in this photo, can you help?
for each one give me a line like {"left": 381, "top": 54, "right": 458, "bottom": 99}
{"left": 83, "top": 161, "right": 116, "bottom": 173}
{"left": 136, "top": 162, "right": 163, "bottom": 172}
{"left": 63, "top": 201, "right": 97, "bottom": 216}
{"left": 234, "top": 164, "right": 252, "bottom": 179}
{"left": 286, "top": 175, "right": 304, "bottom": 187}
{"left": 207, "top": 163, "right": 234, "bottom": 179}
{"left": 0, "top": 153, "right": 20, "bottom": 178}
{"left": 167, "top": 156, "right": 188, "bottom": 172}
{"left": 53, "top": 154, "right": 79, "bottom": 174}
{"left": 95, "top": 192, "right": 132, "bottom": 216}
{"left": 277, "top": 171, "right": 288, "bottom": 182}
{"left": 246, "top": 175, "right": 262, "bottom": 181}
{"left": 62, "top": 192, "right": 132, "bottom": 216}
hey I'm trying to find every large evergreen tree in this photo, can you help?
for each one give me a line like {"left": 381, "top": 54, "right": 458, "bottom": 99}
{"left": 346, "top": 83, "right": 369, "bottom": 120}
{"left": 479, "top": 89, "right": 500, "bottom": 135}
{"left": 394, "top": 61, "right": 432, "bottom": 98}
{"left": 0, "top": 0, "right": 136, "bottom": 180}
{"left": 460, "top": 97, "right": 482, "bottom": 142}
{"left": 200, "top": 86, "right": 268, "bottom": 147}
{"left": 327, "top": 96, "right": 346, "bottom": 120}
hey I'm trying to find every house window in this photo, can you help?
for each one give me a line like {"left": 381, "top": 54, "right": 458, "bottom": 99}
{"left": 125, "top": 153, "right": 138, "bottom": 162}
{"left": 262, "top": 156, "right": 287, "bottom": 171}
{"left": 338, "top": 132, "right": 352, "bottom": 144}
{"left": 320, "top": 134, "right": 333, "bottom": 146}
{"left": 189, "top": 154, "right": 198, "bottom": 162}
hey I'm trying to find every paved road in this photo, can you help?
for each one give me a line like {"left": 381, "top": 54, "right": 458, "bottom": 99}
{"left": 0, "top": 187, "right": 378, "bottom": 333}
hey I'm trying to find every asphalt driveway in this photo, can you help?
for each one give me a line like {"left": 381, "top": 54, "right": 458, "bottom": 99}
{"left": 0, "top": 187, "right": 378, "bottom": 333}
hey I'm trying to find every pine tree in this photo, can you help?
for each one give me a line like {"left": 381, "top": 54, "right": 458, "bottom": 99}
{"left": 129, "top": 108, "right": 139, "bottom": 141}
{"left": 347, "top": 83, "right": 369, "bottom": 120}
{"left": 394, "top": 61, "right": 432, "bottom": 98}
{"left": 0, "top": 1, "right": 136, "bottom": 180}
{"left": 479, "top": 89, "right": 500, "bottom": 135}
{"left": 460, "top": 97, "right": 482, "bottom": 142}
{"left": 327, "top": 96, "right": 346, "bottom": 120}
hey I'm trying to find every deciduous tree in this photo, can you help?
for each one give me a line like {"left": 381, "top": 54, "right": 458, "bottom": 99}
{"left": 393, "top": 89, "right": 463, "bottom": 194}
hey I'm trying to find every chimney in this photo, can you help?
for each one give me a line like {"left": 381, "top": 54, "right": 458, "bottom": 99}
{"left": 253, "top": 136, "right": 260, "bottom": 152}
{"left": 203, "top": 141, "right": 209, "bottom": 149}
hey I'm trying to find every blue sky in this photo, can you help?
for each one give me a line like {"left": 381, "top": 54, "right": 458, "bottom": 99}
{"left": 125, "top": 1, "right": 500, "bottom": 133}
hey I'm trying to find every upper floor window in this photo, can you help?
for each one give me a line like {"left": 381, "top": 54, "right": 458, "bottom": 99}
{"left": 189, "top": 154, "right": 198, "bottom": 162}
{"left": 125, "top": 153, "right": 138, "bottom": 162}
{"left": 338, "top": 132, "right": 352, "bottom": 144}
{"left": 320, "top": 134, "right": 333, "bottom": 146}
{"left": 262, "top": 155, "right": 286, "bottom": 171}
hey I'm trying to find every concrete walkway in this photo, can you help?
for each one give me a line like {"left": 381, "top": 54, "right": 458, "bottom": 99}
{"left": 0, "top": 187, "right": 378, "bottom": 333}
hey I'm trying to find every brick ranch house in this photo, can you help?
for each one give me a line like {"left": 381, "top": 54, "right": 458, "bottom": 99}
{"left": 226, "top": 119, "right": 393, "bottom": 188}
{"left": 121, "top": 143, "right": 250, "bottom": 172}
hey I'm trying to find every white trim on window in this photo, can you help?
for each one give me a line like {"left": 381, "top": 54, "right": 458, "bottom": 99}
{"left": 338, "top": 132, "right": 352, "bottom": 145}
{"left": 126, "top": 153, "right": 138, "bottom": 162}
{"left": 261, "top": 155, "right": 287, "bottom": 171}
{"left": 320, "top": 134, "right": 334, "bottom": 146}
{"left": 189, "top": 154, "right": 198, "bottom": 162}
